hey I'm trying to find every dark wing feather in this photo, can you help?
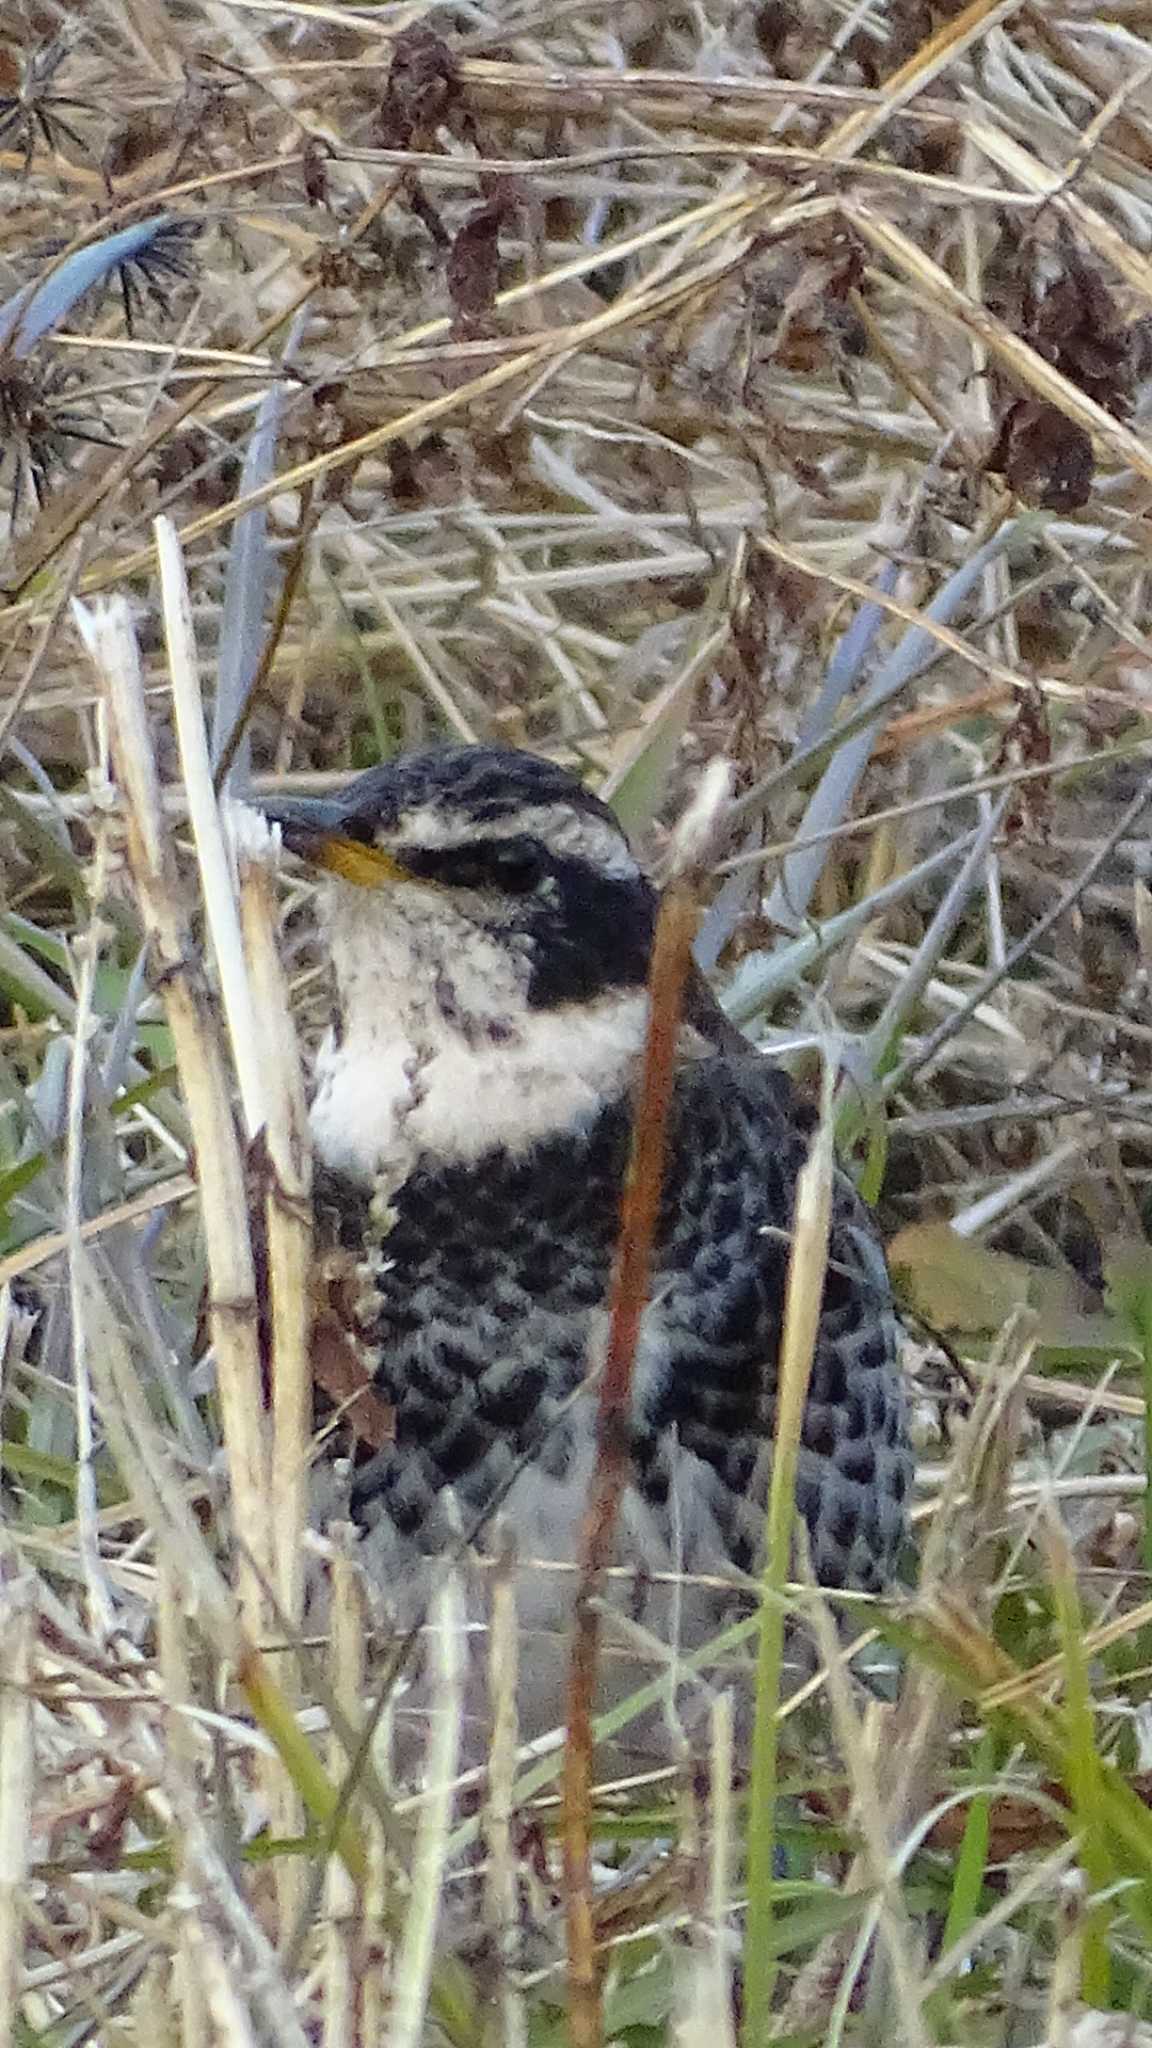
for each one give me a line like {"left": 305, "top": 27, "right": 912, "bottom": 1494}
{"left": 638, "top": 1053, "right": 911, "bottom": 1591}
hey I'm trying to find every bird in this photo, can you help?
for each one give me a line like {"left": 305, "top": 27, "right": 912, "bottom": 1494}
{"left": 261, "top": 744, "right": 911, "bottom": 1756}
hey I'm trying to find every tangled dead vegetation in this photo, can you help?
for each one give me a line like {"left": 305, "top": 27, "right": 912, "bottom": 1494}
{"left": 6, "top": 0, "right": 1152, "bottom": 2041}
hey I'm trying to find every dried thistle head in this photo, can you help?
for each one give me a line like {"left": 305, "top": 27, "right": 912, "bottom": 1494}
{"left": 17, "top": 215, "right": 201, "bottom": 344}
{"left": 0, "top": 37, "right": 100, "bottom": 180}
{"left": 108, "top": 215, "right": 199, "bottom": 333}
{"left": 0, "top": 358, "right": 115, "bottom": 533}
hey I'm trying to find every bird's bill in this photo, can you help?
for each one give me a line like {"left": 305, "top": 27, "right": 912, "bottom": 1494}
{"left": 259, "top": 794, "right": 406, "bottom": 889}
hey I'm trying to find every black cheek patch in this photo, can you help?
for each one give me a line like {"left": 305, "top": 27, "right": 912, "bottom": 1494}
{"left": 525, "top": 865, "right": 656, "bottom": 1007}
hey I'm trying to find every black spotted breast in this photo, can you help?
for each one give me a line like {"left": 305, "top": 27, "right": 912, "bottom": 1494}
{"left": 337, "top": 1052, "right": 910, "bottom": 1604}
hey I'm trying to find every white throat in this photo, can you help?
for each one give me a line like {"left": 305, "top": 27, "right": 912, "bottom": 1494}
{"left": 309, "top": 879, "right": 648, "bottom": 1182}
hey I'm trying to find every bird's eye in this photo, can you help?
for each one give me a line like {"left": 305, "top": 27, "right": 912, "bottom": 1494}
{"left": 402, "top": 837, "right": 544, "bottom": 894}
{"left": 487, "top": 839, "right": 544, "bottom": 892}
{"left": 344, "top": 816, "right": 378, "bottom": 846}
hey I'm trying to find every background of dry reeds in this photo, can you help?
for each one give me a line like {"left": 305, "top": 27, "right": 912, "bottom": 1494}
{"left": 8, "top": 0, "right": 1152, "bottom": 2041}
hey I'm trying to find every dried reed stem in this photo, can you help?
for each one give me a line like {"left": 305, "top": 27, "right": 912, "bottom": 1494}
{"left": 236, "top": 844, "right": 313, "bottom": 1642}
{"left": 238, "top": 837, "right": 311, "bottom": 1962}
{"left": 157, "top": 1557, "right": 209, "bottom": 2048}
{"left": 240, "top": 835, "right": 313, "bottom": 1939}
{"left": 155, "top": 516, "right": 266, "bottom": 1137}
{"left": 73, "top": 592, "right": 272, "bottom": 1629}
{"left": 482, "top": 1547, "right": 527, "bottom": 2048}
{"left": 389, "top": 1572, "right": 465, "bottom": 2048}
{"left": 324, "top": 1539, "right": 365, "bottom": 2048}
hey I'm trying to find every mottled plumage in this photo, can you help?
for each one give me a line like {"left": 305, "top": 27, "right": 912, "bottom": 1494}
{"left": 264, "top": 745, "right": 911, "bottom": 1747}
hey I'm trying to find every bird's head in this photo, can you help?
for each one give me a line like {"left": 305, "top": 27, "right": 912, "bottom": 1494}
{"left": 261, "top": 746, "right": 665, "bottom": 1173}
{"left": 262, "top": 744, "right": 657, "bottom": 1011}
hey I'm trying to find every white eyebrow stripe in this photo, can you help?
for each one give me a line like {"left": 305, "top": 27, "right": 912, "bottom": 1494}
{"left": 389, "top": 801, "right": 641, "bottom": 881}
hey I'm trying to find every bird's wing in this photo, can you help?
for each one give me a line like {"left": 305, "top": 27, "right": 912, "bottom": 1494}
{"left": 636, "top": 1053, "right": 910, "bottom": 1591}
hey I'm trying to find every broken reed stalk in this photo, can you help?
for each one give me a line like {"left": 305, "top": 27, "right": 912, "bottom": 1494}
{"left": 73, "top": 592, "right": 273, "bottom": 1633}
{"left": 155, "top": 515, "right": 266, "bottom": 1139}
{"left": 234, "top": 841, "right": 313, "bottom": 1640}
{"left": 563, "top": 763, "right": 732, "bottom": 2048}
{"left": 154, "top": 518, "right": 313, "bottom": 1928}
{"left": 238, "top": 844, "right": 314, "bottom": 1939}
{"left": 93, "top": 555, "right": 312, "bottom": 1928}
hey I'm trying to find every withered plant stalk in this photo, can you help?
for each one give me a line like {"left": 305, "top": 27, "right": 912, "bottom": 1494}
{"left": 563, "top": 763, "right": 729, "bottom": 2048}
{"left": 74, "top": 593, "right": 273, "bottom": 1631}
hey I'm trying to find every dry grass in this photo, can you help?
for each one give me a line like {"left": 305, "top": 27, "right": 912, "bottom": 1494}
{"left": 7, "top": 0, "right": 1152, "bottom": 2041}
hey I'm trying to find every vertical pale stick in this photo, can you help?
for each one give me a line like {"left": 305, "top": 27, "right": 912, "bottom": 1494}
{"left": 73, "top": 596, "right": 272, "bottom": 1634}
{"left": 0, "top": 1571, "right": 34, "bottom": 2048}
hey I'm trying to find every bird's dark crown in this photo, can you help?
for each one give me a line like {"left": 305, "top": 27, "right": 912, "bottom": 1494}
{"left": 330, "top": 743, "right": 623, "bottom": 836}
{"left": 263, "top": 744, "right": 657, "bottom": 1008}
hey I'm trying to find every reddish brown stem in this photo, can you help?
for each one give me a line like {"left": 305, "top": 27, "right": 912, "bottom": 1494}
{"left": 562, "top": 876, "right": 699, "bottom": 2048}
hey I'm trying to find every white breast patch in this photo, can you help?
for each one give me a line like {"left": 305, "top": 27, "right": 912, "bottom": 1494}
{"left": 308, "top": 875, "right": 649, "bottom": 1178}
